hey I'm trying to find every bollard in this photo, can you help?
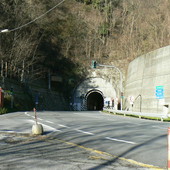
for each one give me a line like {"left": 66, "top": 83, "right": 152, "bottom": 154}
{"left": 32, "top": 124, "right": 43, "bottom": 135}
{"left": 33, "top": 108, "right": 37, "bottom": 124}
{"left": 32, "top": 108, "right": 43, "bottom": 135}
{"left": 168, "top": 127, "right": 170, "bottom": 170}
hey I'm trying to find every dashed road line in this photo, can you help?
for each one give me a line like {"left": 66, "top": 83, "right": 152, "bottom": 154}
{"left": 152, "top": 126, "right": 168, "bottom": 130}
{"left": 75, "top": 129, "right": 94, "bottom": 135}
{"left": 25, "top": 112, "right": 137, "bottom": 145}
{"left": 38, "top": 118, "right": 43, "bottom": 121}
{"left": 28, "top": 120, "right": 61, "bottom": 132}
{"left": 58, "top": 124, "right": 69, "bottom": 128}
{"left": 105, "top": 137, "right": 137, "bottom": 145}
{"left": 24, "top": 112, "right": 30, "bottom": 116}
{"left": 45, "top": 120, "right": 54, "bottom": 124}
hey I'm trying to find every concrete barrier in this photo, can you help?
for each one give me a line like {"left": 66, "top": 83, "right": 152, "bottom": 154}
{"left": 32, "top": 124, "right": 43, "bottom": 135}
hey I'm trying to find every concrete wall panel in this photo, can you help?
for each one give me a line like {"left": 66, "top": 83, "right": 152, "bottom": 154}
{"left": 125, "top": 45, "right": 170, "bottom": 113}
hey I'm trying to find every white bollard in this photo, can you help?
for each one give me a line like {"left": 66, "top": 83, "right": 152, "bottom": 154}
{"left": 32, "top": 124, "right": 43, "bottom": 135}
{"left": 32, "top": 108, "right": 44, "bottom": 135}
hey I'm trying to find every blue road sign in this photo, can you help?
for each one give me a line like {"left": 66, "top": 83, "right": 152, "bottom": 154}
{"left": 155, "top": 86, "right": 164, "bottom": 99}
{"left": 156, "top": 89, "right": 164, "bottom": 93}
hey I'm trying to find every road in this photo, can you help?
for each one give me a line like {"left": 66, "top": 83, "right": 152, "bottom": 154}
{"left": 0, "top": 111, "right": 169, "bottom": 169}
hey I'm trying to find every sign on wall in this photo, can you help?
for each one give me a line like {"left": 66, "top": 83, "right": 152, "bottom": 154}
{"left": 155, "top": 86, "right": 164, "bottom": 99}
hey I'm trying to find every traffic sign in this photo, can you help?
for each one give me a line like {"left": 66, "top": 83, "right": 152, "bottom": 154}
{"left": 128, "top": 96, "right": 135, "bottom": 104}
{"left": 156, "top": 85, "right": 164, "bottom": 89}
{"left": 155, "top": 86, "right": 164, "bottom": 99}
{"left": 156, "top": 89, "right": 164, "bottom": 93}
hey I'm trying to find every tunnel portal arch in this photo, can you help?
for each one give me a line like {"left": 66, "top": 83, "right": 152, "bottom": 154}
{"left": 72, "top": 77, "right": 117, "bottom": 111}
{"left": 86, "top": 90, "right": 104, "bottom": 111}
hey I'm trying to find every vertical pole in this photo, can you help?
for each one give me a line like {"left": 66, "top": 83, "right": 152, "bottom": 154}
{"left": 21, "top": 60, "right": 25, "bottom": 82}
{"left": 0, "top": 87, "right": 2, "bottom": 108}
{"left": 168, "top": 127, "right": 170, "bottom": 170}
{"left": 34, "top": 108, "right": 37, "bottom": 125}
{"left": 1, "top": 60, "right": 3, "bottom": 77}
{"left": 5, "top": 62, "right": 7, "bottom": 77}
{"left": 48, "top": 70, "right": 51, "bottom": 90}
{"left": 120, "top": 71, "right": 123, "bottom": 111}
{"left": 157, "top": 99, "right": 159, "bottom": 113}
{"left": 10, "top": 87, "right": 13, "bottom": 109}
{"left": 11, "top": 95, "right": 13, "bottom": 109}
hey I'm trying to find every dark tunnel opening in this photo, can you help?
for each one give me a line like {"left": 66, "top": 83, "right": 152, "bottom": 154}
{"left": 86, "top": 92, "right": 104, "bottom": 111}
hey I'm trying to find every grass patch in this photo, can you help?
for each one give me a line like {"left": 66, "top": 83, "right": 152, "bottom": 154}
{"left": 161, "top": 117, "right": 170, "bottom": 122}
{"left": 103, "top": 111, "right": 170, "bottom": 122}
{"left": 126, "top": 114, "right": 140, "bottom": 118}
{"left": 140, "top": 116, "right": 161, "bottom": 121}
{"left": 0, "top": 107, "right": 8, "bottom": 115}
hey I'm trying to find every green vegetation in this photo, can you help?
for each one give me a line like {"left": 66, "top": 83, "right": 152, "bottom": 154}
{"left": 0, "top": 108, "right": 8, "bottom": 115}
{"left": 103, "top": 111, "right": 170, "bottom": 122}
{"left": 1, "top": 0, "right": 170, "bottom": 86}
{"left": 1, "top": 0, "right": 170, "bottom": 111}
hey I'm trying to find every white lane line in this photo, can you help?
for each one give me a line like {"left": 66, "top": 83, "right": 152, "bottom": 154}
{"left": 38, "top": 118, "right": 43, "bottom": 121}
{"left": 73, "top": 113, "right": 101, "bottom": 119}
{"left": 75, "top": 129, "right": 94, "bottom": 135}
{"left": 25, "top": 112, "right": 31, "bottom": 116}
{"left": 45, "top": 120, "right": 54, "bottom": 124}
{"left": 58, "top": 124, "right": 69, "bottom": 128}
{"left": 105, "top": 137, "right": 137, "bottom": 145}
{"left": 152, "top": 126, "right": 168, "bottom": 130}
{"left": 28, "top": 120, "right": 61, "bottom": 132}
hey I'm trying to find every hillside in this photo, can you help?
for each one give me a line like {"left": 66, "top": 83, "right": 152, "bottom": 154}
{"left": 1, "top": 0, "right": 170, "bottom": 75}
{"left": 0, "top": 0, "right": 170, "bottom": 111}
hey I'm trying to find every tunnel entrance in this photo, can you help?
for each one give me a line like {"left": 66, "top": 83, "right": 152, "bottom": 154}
{"left": 86, "top": 91, "right": 104, "bottom": 111}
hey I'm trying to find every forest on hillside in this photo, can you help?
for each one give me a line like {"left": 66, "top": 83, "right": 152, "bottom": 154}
{"left": 0, "top": 0, "right": 170, "bottom": 94}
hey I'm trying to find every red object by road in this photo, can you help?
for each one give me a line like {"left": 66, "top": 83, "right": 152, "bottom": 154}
{"left": 0, "top": 87, "right": 4, "bottom": 107}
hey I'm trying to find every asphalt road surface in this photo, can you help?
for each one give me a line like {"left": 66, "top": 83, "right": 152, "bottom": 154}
{"left": 0, "top": 111, "right": 169, "bottom": 170}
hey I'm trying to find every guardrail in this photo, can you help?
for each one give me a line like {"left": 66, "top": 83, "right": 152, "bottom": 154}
{"left": 103, "top": 108, "right": 170, "bottom": 122}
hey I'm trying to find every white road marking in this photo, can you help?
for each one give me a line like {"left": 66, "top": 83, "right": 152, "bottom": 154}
{"left": 105, "top": 137, "right": 137, "bottom": 145}
{"left": 73, "top": 112, "right": 101, "bottom": 119}
{"left": 58, "top": 124, "right": 69, "bottom": 128}
{"left": 25, "top": 112, "right": 31, "bottom": 116}
{"left": 75, "top": 129, "right": 94, "bottom": 135}
{"left": 45, "top": 120, "right": 54, "bottom": 124}
{"left": 25, "top": 112, "right": 137, "bottom": 144}
{"left": 28, "top": 120, "right": 61, "bottom": 132}
{"left": 38, "top": 118, "right": 43, "bottom": 121}
{"left": 0, "top": 130, "right": 16, "bottom": 133}
{"left": 152, "top": 126, "right": 168, "bottom": 130}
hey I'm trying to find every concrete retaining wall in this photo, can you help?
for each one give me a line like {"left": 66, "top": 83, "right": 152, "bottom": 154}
{"left": 125, "top": 45, "right": 170, "bottom": 113}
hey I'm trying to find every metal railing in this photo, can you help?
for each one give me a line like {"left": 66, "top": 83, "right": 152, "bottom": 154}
{"left": 103, "top": 107, "right": 169, "bottom": 122}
